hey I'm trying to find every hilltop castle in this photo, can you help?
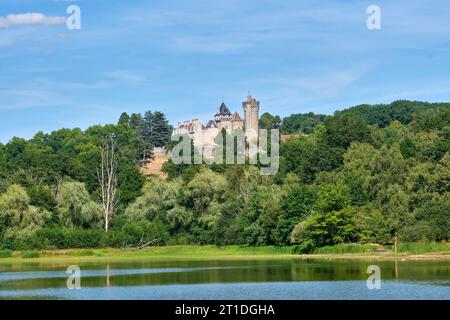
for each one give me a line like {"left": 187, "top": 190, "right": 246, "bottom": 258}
{"left": 172, "top": 95, "right": 260, "bottom": 157}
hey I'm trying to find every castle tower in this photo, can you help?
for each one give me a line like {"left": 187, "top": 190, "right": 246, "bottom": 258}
{"left": 214, "top": 102, "right": 233, "bottom": 132}
{"left": 242, "top": 94, "right": 259, "bottom": 141}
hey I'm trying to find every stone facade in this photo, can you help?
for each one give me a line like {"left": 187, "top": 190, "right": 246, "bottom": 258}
{"left": 172, "top": 95, "right": 260, "bottom": 157}
{"left": 243, "top": 95, "right": 260, "bottom": 142}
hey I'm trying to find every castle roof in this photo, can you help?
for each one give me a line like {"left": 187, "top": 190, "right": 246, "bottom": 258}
{"left": 232, "top": 112, "right": 242, "bottom": 121}
{"left": 206, "top": 120, "right": 217, "bottom": 128}
{"left": 215, "top": 102, "right": 232, "bottom": 116}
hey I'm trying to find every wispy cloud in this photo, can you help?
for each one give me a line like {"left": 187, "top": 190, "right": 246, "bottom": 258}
{"left": 0, "top": 88, "right": 60, "bottom": 111}
{"left": 0, "top": 13, "right": 66, "bottom": 29}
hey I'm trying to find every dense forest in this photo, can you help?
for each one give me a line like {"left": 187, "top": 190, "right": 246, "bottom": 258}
{"left": 0, "top": 100, "right": 448, "bottom": 251}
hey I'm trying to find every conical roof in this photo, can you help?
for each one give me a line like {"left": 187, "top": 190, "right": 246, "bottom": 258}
{"left": 206, "top": 120, "right": 217, "bottom": 128}
{"left": 215, "top": 102, "right": 232, "bottom": 116}
{"left": 232, "top": 112, "right": 242, "bottom": 121}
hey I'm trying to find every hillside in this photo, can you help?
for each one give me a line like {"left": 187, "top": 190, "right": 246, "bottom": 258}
{"left": 280, "top": 100, "right": 450, "bottom": 135}
{"left": 141, "top": 155, "right": 169, "bottom": 177}
{"left": 335, "top": 100, "right": 450, "bottom": 127}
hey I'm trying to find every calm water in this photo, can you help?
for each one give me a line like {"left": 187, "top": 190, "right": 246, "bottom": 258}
{"left": 0, "top": 258, "right": 448, "bottom": 300}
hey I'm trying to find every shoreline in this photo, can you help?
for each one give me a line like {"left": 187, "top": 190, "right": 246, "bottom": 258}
{"left": 1, "top": 245, "right": 449, "bottom": 264}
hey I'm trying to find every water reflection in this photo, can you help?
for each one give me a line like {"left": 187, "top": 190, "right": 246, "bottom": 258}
{"left": 0, "top": 258, "right": 448, "bottom": 299}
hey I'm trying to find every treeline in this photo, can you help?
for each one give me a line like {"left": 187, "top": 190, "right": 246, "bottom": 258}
{"left": 274, "top": 100, "right": 450, "bottom": 134}
{"left": 0, "top": 101, "right": 448, "bottom": 251}
{"left": 336, "top": 100, "right": 450, "bottom": 128}
{"left": 159, "top": 105, "right": 449, "bottom": 252}
{"left": 0, "top": 110, "right": 171, "bottom": 249}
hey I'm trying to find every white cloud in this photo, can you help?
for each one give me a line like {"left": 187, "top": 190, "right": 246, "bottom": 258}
{"left": 0, "top": 13, "right": 66, "bottom": 29}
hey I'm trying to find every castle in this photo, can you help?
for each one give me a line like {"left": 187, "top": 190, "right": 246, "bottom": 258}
{"left": 172, "top": 95, "right": 260, "bottom": 157}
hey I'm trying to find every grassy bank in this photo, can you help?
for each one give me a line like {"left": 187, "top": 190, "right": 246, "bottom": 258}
{"left": 0, "top": 243, "right": 449, "bottom": 263}
{"left": 0, "top": 245, "right": 295, "bottom": 263}
{"left": 311, "top": 242, "right": 450, "bottom": 255}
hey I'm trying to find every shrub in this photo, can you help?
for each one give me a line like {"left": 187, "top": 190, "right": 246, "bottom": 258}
{"left": 110, "top": 220, "right": 169, "bottom": 247}
{"left": 312, "top": 243, "right": 381, "bottom": 254}
{"left": 7, "top": 228, "right": 106, "bottom": 249}
{"left": 21, "top": 251, "right": 40, "bottom": 258}
{"left": 74, "top": 250, "right": 95, "bottom": 256}
{"left": 396, "top": 242, "right": 450, "bottom": 254}
{"left": 399, "top": 223, "right": 435, "bottom": 242}
{"left": 291, "top": 241, "right": 315, "bottom": 254}
{"left": 0, "top": 249, "right": 12, "bottom": 258}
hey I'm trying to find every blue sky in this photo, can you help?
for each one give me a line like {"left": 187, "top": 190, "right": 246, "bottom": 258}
{"left": 1, "top": 0, "right": 450, "bottom": 142}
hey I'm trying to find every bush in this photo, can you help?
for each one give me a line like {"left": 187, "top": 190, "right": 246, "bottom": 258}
{"left": 241, "top": 223, "right": 266, "bottom": 246}
{"left": 21, "top": 251, "right": 40, "bottom": 258}
{"left": 396, "top": 242, "right": 450, "bottom": 254}
{"left": 73, "top": 250, "right": 95, "bottom": 256}
{"left": 291, "top": 242, "right": 315, "bottom": 254}
{"left": 399, "top": 223, "right": 435, "bottom": 242}
{"left": 312, "top": 243, "right": 381, "bottom": 254}
{"left": 112, "top": 220, "right": 169, "bottom": 247}
{"left": 34, "top": 228, "right": 104, "bottom": 249}
{"left": 0, "top": 222, "right": 171, "bottom": 250}
{"left": 0, "top": 249, "right": 12, "bottom": 258}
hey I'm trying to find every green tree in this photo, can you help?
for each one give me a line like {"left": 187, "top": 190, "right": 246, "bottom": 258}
{"left": 56, "top": 181, "right": 103, "bottom": 228}
{"left": 0, "top": 185, "right": 50, "bottom": 244}
{"left": 323, "top": 114, "right": 371, "bottom": 149}
{"left": 185, "top": 169, "right": 226, "bottom": 212}
{"left": 125, "top": 177, "right": 180, "bottom": 222}
{"left": 291, "top": 207, "right": 357, "bottom": 252}
{"left": 259, "top": 112, "right": 281, "bottom": 129}
{"left": 142, "top": 110, "right": 172, "bottom": 148}
{"left": 151, "top": 111, "right": 172, "bottom": 147}
{"left": 274, "top": 185, "right": 317, "bottom": 244}
{"left": 118, "top": 112, "right": 130, "bottom": 126}
{"left": 280, "top": 112, "right": 328, "bottom": 134}
{"left": 400, "top": 137, "right": 417, "bottom": 159}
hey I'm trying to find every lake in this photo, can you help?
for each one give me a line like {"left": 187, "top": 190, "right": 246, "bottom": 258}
{"left": 0, "top": 258, "right": 448, "bottom": 300}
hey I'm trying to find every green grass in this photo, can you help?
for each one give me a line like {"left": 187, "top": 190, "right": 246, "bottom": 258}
{"left": 0, "top": 245, "right": 295, "bottom": 262}
{"left": 312, "top": 243, "right": 383, "bottom": 254}
{"left": 21, "top": 251, "right": 40, "bottom": 259}
{"left": 116, "top": 245, "right": 295, "bottom": 257}
{"left": 0, "top": 249, "right": 12, "bottom": 258}
{"left": 312, "top": 242, "right": 450, "bottom": 255}
{"left": 395, "top": 242, "right": 450, "bottom": 254}
{"left": 72, "top": 250, "right": 95, "bottom": 257}
{"left": 0, "top": 243, "right": 448, "bottom": 263}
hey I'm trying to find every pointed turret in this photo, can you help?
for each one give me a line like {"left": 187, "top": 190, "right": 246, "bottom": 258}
{"left": 215, "top": 102, "right": 232, "bottom": 116}
{"left": 232, "top": 112, "right": 242, "bottom": 121}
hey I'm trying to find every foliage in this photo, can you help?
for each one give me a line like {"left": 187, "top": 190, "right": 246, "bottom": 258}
{"left": 142, "top": 111, "right": 172, "bottom": 148}
{"left": 259, "top": 112, "right": 281, "bottom": 129}
{"left": 336, "top": 100, "right": 450, "bottom": 128}
{"left": 0, "top": 184, "right": 50, "bottom": 244}
{"left": 0, "top": 101, "right": 449, "bottom": 251}
{"left": 280, "top": 112, "right": 328, "bottom": 134}
{"left": 21, "top": 251, "right": 40, "bottom": 258}
{"left": 312, "top": 243, "right": 382, "bottom": 254}
{"left": 0, "top": 249, "right": 12, "bottom": 258}
{"left": 56, "top": 181, "right": 103, "bottom": 228}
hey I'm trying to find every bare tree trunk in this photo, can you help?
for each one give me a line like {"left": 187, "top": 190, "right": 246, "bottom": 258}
{"left": 97, "top": 135, "right": 118, "bottom": 232}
